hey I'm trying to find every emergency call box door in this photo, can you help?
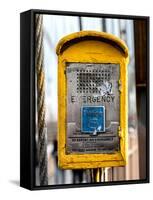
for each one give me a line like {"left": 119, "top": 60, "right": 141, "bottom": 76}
{"left": 66, "top": 63, "right": 120, "bottom": 154}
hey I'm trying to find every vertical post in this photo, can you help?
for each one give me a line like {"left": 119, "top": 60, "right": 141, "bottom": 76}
{"left": 95, "top": 168, "right": 102, "bottom": 182}
{"left": 102, "top": 18, "right": 106, "bottom": 32}
{"left": 35, "top": 14, "right": 48, "bottom": 185}
{"left": 78, "top": 17, "right": 83, "bottom": 31}
{"left": 89, "top": 168, "right": 102, "bottom": 183}
{"left": 134, "top": 19, "right": 148, "bottom": 180}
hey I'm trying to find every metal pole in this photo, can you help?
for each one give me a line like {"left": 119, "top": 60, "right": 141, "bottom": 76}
{"left": 95, "top": 168, "right": 102, "bottom": 182}
{"left": 89, "top": 168, "right": 102, "bottom": 183}
{"left": 78, "top": 17, "right": 83, "bottom": 31}
{"left": 102, "top": 18, "right": 106, "bottom": 32}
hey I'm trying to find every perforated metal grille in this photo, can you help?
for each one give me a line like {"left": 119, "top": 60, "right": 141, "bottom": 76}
{"left": 76, "top": 69, "right": 112, "bottom": 94}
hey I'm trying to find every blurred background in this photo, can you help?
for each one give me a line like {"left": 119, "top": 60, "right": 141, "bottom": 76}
{"left": 35, "top": 14, "right": 147, "bottom": 185}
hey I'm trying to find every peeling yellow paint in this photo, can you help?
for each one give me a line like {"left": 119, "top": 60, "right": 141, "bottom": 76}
{"left": 56, "top": 31, "right": 129, "bottom": 169}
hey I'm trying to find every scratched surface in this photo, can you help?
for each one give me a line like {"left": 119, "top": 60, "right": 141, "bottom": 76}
{"left": 66, "top": 63, "right": 120, "bottom": 154}
{"left": 82, "top": 106, "right": 105, "bottom": 133}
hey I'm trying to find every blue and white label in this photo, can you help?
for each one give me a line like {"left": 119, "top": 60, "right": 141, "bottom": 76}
{"left": 81, "top": 106, "right": 105, "bottom": 133}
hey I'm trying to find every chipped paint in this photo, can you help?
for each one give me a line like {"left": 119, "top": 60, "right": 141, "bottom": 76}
{"left": 56, "top": 31, "right": 129, "bottom": 169}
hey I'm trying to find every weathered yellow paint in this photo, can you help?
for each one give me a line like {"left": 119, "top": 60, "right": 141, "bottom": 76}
{"left": 56, "top": 31, "right": 129, "bottom": 169}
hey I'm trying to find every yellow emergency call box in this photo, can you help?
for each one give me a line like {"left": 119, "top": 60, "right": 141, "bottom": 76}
{"left": 56, "top": 31, "right": 129, "bottom": 169}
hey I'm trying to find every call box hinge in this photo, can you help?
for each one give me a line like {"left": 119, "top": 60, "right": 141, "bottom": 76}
{"left": 118, "top": 126, "right": 122, "bottom": 138}
{"left": 118, "top": 80, "right": 122, "bottom": 93}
